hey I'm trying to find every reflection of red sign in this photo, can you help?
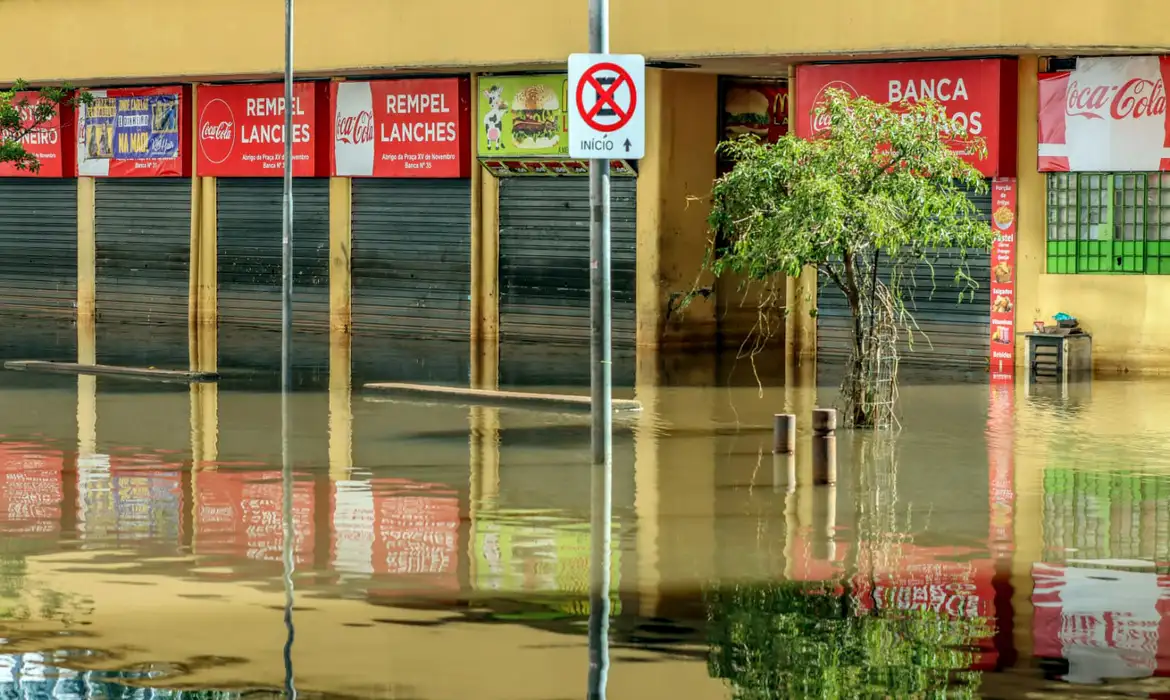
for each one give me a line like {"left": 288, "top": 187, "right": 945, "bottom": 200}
{"left": 0, "top": 93, "right": 73, "bottom": 178}
{"left": 0, "top": 442, "right": 63, "bottom": 535}
{"left": 1033, "top": 564, "right": 1170, "bottom": 681}
{"left": 195, "top": 471, "right": 315, "bottom": 566}
{"left": 196, "top": 83, "right": 327, "bottom": 177}
{"left": 331, "top": 78, "right": 470, "bottom": 178}
{"left": 371, "top": 479, "right": 460, "bottom": 593}
{"left": 990, "top": 178, "right": 1018, "bottom": 379}
{"left": 794, "top": 59, "right": 1018, "bottom": 177}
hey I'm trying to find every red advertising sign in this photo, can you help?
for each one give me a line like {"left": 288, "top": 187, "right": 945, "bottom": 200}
{"left": 370, "top": 478, "right": 460, "bottom": 593}
{"left": 0, "top": 442, "right": 63, "bottom": 535}
{"left": 331, "top": 78, "right": 470, "bottom": 178}
{"left": 1039, "top": 56, "right": 1170, "bottom": 172}
{"left": 990, "top": 178, "right": 1017, "bottom": 378}
{"left": 195, "top": 470, "right": 315, "bottom": 566}
{"left": 0, "top": 92, "right": 73, "bottom": 178}
{"left": 196, "top": 82, "right": 327, "bottom": 177}
{"left": 77, "top": 86, "right": 189, "bottom": 177}
{"left": 794, "top": 59, "right": 1018, "bottom": 178}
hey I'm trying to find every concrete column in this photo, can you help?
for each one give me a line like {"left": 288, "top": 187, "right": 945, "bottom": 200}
{"left": 472, "top": 170, "right": 500, "bottom": 389}
{"left": 77, "top": 177, "right": 96, "bottom": 324}
{"left": 1015, "top": 55, "right": 1045, "bottom": 363}
{"left": 329, "top": 176, "right": 352, "bottom": 334}
{"left": 635, "top": 69, "right": 718, "bottom": 349}
{"left": 328, "top": 332, "right": 353, "bottom": 482}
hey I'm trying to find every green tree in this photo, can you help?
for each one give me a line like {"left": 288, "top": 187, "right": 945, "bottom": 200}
{"left": 1, "top": 81, "right": 84, "bottom": 172}
{"left": 704, "top": 91, "right": 994, "bottom": 427}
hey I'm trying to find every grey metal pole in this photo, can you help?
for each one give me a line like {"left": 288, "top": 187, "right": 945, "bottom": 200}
{"left": 280, "top": 0, "right": 295, "bottom": 392}
{"left": 586, "top": 3, "right": 612, "bottom": 699}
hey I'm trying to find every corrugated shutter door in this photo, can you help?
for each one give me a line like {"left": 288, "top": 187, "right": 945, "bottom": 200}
{"left": 0, "top": 180, "right": 78, "bottom": 318}
{"left": 217, "top": 178, "right": 330, "bottom": 331}
{"left": 499, "top": 177, "right": 637, "bottom": 345}
{"left": 95, "top": 179, "right": 191, "bottom": 324}
{"left": 351, "top": 179, "right": 471, "bottom": 338}
{"left": 816, "top": 185, "right": 992, "bottom": 369}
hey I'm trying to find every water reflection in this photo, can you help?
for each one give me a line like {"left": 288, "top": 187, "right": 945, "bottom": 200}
{"left": 4, "top": 326, "right": 1170, "bottom": 697}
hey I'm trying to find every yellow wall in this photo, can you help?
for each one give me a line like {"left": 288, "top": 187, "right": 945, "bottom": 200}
{"left": 3, "top": 0, "right": 1169, "bottom": 84}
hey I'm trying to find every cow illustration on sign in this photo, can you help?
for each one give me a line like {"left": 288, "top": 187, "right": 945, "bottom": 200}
{"left": 482, "top": 85, "right": 506, "bottom": 151}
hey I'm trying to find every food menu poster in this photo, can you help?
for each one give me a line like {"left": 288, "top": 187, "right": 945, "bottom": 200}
{"left": 720, "top": 79, "right": 789, "bottom": 146}
{"left": 77, "top": 86, "right": 187, "bottom": 177}
{"left": 990, "top": 178, "right": 1017, "bottom": 379}
{"left": 476, "top": 74, "right": 568, "bottom": 158}
{"left": 479, "top": 158, "right": 637, "bottom": 177}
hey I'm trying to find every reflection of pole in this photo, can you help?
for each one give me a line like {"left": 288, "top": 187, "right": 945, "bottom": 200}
{"left": 587, "top": 0, "right": 611, "bottom": 696}
{"left": 281, "top": 391, "right": 297, "bottom": 700}
{"left": 281, "top": 5, "right": 298, "bottom": 688}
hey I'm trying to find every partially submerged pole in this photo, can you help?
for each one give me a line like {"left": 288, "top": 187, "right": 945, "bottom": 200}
{"left": 811, "top": 408, "right": 837, "bottom": 486}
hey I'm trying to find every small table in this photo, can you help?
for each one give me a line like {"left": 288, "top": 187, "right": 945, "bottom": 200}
{"left": 1023, "top": 332, "right": 1092, "bottom": 382}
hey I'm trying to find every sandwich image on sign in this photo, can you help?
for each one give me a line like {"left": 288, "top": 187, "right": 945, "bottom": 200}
{"left": 512, "top": 85, "right": 560, "bottom": 149}
{"left": 723, "top": 87, "right": 770, "bottom": 140}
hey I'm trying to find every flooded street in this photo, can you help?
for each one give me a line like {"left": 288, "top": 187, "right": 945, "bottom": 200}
{"left": 1, "top": 320, "right": 1169, "bottom": 699}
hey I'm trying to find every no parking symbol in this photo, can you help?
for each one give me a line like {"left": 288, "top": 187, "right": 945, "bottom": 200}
{"left": 568, "top": 54, "right": 645, "bottom": 160}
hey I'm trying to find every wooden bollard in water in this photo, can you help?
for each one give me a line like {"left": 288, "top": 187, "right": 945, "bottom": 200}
{"left": 773, "top": 413, "right": 795, "bottom": 454}
{"left": 812, "top": 408, "right": 837, "bottom": 436}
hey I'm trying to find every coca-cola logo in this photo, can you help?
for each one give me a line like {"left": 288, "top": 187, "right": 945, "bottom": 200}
{"left": 335, "top": 110, "right": 375, "bottom": 145}
{"left": 198, "top": 98, "right": 235, "bottom": 165}
{"left": 810, "top": 80, "right": 859, "bottom": 134}
{"left": 1066, "top": 77, "right": 1166, "bottom": 121}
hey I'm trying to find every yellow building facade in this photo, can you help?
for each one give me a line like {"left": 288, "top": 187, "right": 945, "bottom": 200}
{"left": 3, "top": 0, "right": 1170, "bottom": 373}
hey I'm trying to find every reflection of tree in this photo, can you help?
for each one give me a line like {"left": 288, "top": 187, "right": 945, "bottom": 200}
{"left": 706, "top": 436, "right": 991, "bottom": 699}
{"left": 0, "top": 540, "right": 91, "bottom": 625}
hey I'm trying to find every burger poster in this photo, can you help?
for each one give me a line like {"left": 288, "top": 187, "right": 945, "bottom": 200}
{"left": 720, "top": 79, "right": 789, "bottom": 144}
{"left": 477, "top": 74, "right": 569, "bottom": 157}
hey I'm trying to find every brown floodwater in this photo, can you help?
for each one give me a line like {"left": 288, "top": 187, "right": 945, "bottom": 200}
{"left": 0, "top": 317, "right": 1169, "bottom": 699}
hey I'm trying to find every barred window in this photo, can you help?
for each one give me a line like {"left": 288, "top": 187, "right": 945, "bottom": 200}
{"left": 1046, "top": 172, "right": 1170, "bottom": 274}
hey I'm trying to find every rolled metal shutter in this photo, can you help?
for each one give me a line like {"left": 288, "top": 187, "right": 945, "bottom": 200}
{"left": 0, "top": 180, "right": 78, "bottom": 319}
{"left": 498, "top": 177, "right": 637, "bottom": 345}
{"left": 816, "top": 184, "right": 992, "bottom": 369}
{"left": 95, "top": 179, "right": 191, "bottom": 324}
{"left": 217, "top": 178, "right": 330, "bottom": 331}
{"left": 351, "top": 179, "right": 471, "bottom": 338}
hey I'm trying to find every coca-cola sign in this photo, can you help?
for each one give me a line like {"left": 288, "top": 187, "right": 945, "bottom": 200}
{"left": 195, "top": 82, "right": 325, "bottom": 177}
{"left": 336, "top": 110, "right": 375, "bottom": 145}
{"left": 331, "top": 79, "right": 470, "bottom": 178}
{"left": 1040, "top": 56, "right": 1170, "bottom": 172}
{"left": 795, "top": 59, "right": 1017, "bottom": 178}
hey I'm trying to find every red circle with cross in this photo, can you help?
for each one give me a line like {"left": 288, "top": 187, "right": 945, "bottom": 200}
{"left": 575, "top": 62, "right": 637, "bottom": 133}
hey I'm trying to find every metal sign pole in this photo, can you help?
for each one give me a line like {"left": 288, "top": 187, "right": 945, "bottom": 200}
{"left": 280, "top": 0, "right": 295, "bottom": 392}
{"left": 586, "top": 1, "right": 613, "bottom": 699}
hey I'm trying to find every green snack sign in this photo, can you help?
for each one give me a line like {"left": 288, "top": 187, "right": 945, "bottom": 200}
{"left": 477, "top": 74, "right": 569, "bottom": 157}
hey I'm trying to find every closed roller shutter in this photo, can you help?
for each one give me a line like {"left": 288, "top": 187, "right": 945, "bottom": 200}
{"left": 351, "top": 179, "right": 471, "bottom": 338}
{"left": 95, "top": 179, "right": 191, "bottom": 324}
{"left": 217, "top": 178, "right": 329, "bottom": 331}
{"left": 499, "top": 177, "right": 637, "bottom": 345}
{"left": 816, "top": 186, "right": 992, "bottom": 369}
{"left": 0, "top": 180, "right": 78, "bottom": 318}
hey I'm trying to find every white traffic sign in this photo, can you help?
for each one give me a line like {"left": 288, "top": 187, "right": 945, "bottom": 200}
{"left": 568, "top": 53, "right": 645, "bottom": 160}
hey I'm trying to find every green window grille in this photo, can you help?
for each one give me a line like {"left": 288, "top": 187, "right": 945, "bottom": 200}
{"left": 1046, "top": 172, "right": 1170, "bottom": 274}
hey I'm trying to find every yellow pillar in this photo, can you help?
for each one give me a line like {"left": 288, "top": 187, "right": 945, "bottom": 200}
{"left": 329, "top": 176, "right": 352, "bottom": 333}
{"left": 472, "top": 170, "right": 500, "bottom": 389}
{"left": 1015, "top": 56, "right": 1045, "bottom": 360}
{"left": 77, "top": 177, "right": 96, "bottom": 326}
{"left": 785, "top": 65, "right": 818, "bottom": 362}
{"left": 190, "top": 177, "right": 218, "bottom": 372}
{"left": 635, "top": 69, "right": 718, "bottom": 349}
{"left": 328, "top": 332, "right": 353, "bottom": 482}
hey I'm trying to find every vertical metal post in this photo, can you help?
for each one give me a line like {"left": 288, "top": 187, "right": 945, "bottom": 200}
{"left": 281, "top": 2, "right": 297, "bottom": 699}
{"left": 280, "top": 0, "right": 295, "bottom": 392}
{"left": 586, "top": 3, "right": 612, "bottom": 700}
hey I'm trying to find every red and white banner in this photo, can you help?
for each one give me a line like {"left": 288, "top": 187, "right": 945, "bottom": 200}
{"left": 1039, "top": 56, "right": 1170, "bottom": 172}
{"left": 77, "top": 86, "right": 189, "bottom": 177}
{"left": 331, "top": 78, "right": 470, "bottom": 178}
{"left": 990, "top": 178, "right": 1017, "bottom": 378}
{"left": 795, "top": 59, "right": 1017, "bottom": 178}
{"left": 196, "top": 82, "right": 326, "bottom": 177}
{"left": 0, "top": 92, "right": 73, "bottom": 178}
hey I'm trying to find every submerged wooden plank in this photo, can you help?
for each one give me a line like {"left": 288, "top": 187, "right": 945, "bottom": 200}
{"left": 4, "top": 360, "right": 219, "bottom": 382}
{"left": 363, "top": 382, "right": 642, "bottom": 412}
